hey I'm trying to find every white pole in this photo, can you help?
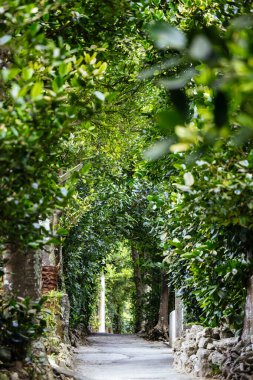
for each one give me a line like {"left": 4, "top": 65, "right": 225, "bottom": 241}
{"left": 98, "top": 272, "right": 106, "bottom": 333}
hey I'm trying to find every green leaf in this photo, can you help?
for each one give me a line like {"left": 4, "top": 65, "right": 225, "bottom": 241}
{"left": 158, "top": 69, "right": 197, "bottom": 90}
{"left": 22, "top": 68, "right": 34, "bottom": 80}
{"left": 59, "top": 63, "right": 69, "bottom": 76}
{"left": 150, "top": 23, "right": 187, "bottom": 50}
{"left": 94, "top": 91, "right": 105, "bottom": 101}
{"left": 143, "top": 140, "right": 170, "bottom": 161}
{"left": 31, "top": 82, "right": 43, "bottom": 98}
{"left": 184, "top": 172, "right": 194, "bottom": 187}
{"left": 170, "top": 142, "right": 190, "bottom": 153}
{"left": 10, "top": 84, "right": 20, "bottom": 99}
{"left": 189, "top": 35, "right": 212, "bottom": 60}
{"left": 174, "top": 183, "right": 191, "bottom": 192}
{"left": 181, "top": 252, "right": 195, "bottom": 259}
{"left": 47, "top": 237, "right": 61, "bottom": 245}
{"left": 2, "top": 68, "right": 20, "bottom": 81}
{"left": 10, "top": 126, "right": 19, "bottom": 137}
{"left": 81, "top": 163, "right": 92, "bottom": 175}
{"left": 57, "top": 228, "right": 69, "bottom": 236}
{"left": 28, "top": 242, "right": 40, "bottom": 248}
{"left": 0, "top": 35, "right": 12, "bottom": 45}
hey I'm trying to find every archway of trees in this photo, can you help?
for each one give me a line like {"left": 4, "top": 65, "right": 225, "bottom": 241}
{"left": 1, "top": 1, "right": 253, "bottom": 379}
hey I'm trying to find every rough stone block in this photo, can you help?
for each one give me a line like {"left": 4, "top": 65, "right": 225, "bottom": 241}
{"left": 196, "top": 330, "right": 205, "bottom": 344}
{"left": 202, "top": 327, "right": 214, "bottom": 337}
{"left": 193, "top": 362, "right": 200, "bottom": 377}
{"left": 173, "top": 338, "right": 183, "bottom": 351}
{"left": 189, "top": 354, "right": 198, "bottom": 362}
{"left": 211, "top": 327, "right": 220, "bottom": 340}
{"left": 197, "top": 348, "right": 212, "bottom": 360}
{"left": 191, "top": 325, "right": 204, "bottom": 333}
{"left": 207, "top": 342, "right": 216, "bottom": 350}
{"left": 180, "top": 352, "right": 189, "bottom": 368}
{"left": 199, "top": 362, "right": 213, "bottom": 378}
{"left": 213, "top": 337, "right": 239, "bottom": 352}
{"left": 185, "top": 332, "right": 197, "bottom": 341}
{"left": 208, "top": 351, "right": 225, "bottom": 366}
{"left": 184, "top": 360, "right": 194, "bottom": 374}
{"left": 181, "top": 340, "right": 198, "bottom": 355}
{"left": 198, "top": 337, "right": 213, "bottom": 349}
{"left": 220, "top": 327, "right": 234, "bottom": 339}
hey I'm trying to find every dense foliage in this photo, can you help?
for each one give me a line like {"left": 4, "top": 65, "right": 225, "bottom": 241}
{"left": 0, "top": 0, "right": 108, "bottom": 248}
{"left": 63, "top": 0, "right": 253, "bottom": 333}
{"left": 0, "top": 296, "right": 46, "bottom": 361}
{"left": 103, "top": 243, "right": 134, "bottom": 333}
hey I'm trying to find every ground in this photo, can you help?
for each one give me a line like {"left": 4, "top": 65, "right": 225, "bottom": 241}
{"left": 75, "top": 333, "right": 193, "bottom": 380}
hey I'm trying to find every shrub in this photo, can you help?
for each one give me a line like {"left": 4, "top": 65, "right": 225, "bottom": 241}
{"left": 0, "top": 296, "right": 46, "bottom": 361}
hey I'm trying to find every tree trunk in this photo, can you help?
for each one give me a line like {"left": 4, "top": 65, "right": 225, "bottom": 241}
{"left": 3, "top": 244, "right": 42, "bottom": 299}
{"left": 98, "top": 272, "right": 106, "bottom": 333}
{"left": 175, "top": 296, "right": 183, "bottom": 338}
{"left": 242, "top": 274, "right": 253, "bottom": 340}
{"left": 113, "top": 305, "right": 122, "bottom": 334}
{"left": 242, "top": 230, "right": 253, "bottom": 340}
{"left": 131, "top": 248, "right": 145, "bottom": 333}
{"left": 149, "top": 271, "right": 169, "bottom": 341}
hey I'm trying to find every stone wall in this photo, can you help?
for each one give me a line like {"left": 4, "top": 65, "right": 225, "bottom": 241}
{"left": 173, "top": 325, "right": 253, "bottom": 379}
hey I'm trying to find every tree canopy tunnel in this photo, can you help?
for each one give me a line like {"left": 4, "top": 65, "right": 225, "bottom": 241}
{"left": 62, "top": 206, "right": 175, "bottom": 338}
{"left": 1, "top": 1, "right": 253, "bottom": 368}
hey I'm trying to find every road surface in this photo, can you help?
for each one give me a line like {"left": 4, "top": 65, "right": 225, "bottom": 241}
{"left": 75, "top": 333, "right": 193, "bottom": 380}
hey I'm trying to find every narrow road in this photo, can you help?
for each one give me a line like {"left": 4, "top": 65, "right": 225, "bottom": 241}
{"left": 75, "top": 333, "right": 193, "bottom": 380}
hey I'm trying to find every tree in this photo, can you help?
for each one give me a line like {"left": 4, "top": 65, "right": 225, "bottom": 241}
{"left": 0, "top": 0, "right": 107, "bottom": 298}
{"left": 141, "top": 0, "right": 253, "bottom": 337}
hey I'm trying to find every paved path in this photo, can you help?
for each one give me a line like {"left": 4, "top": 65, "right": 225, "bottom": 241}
{"left": 75, "top": 333, "right": 193, "bottom": 380}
